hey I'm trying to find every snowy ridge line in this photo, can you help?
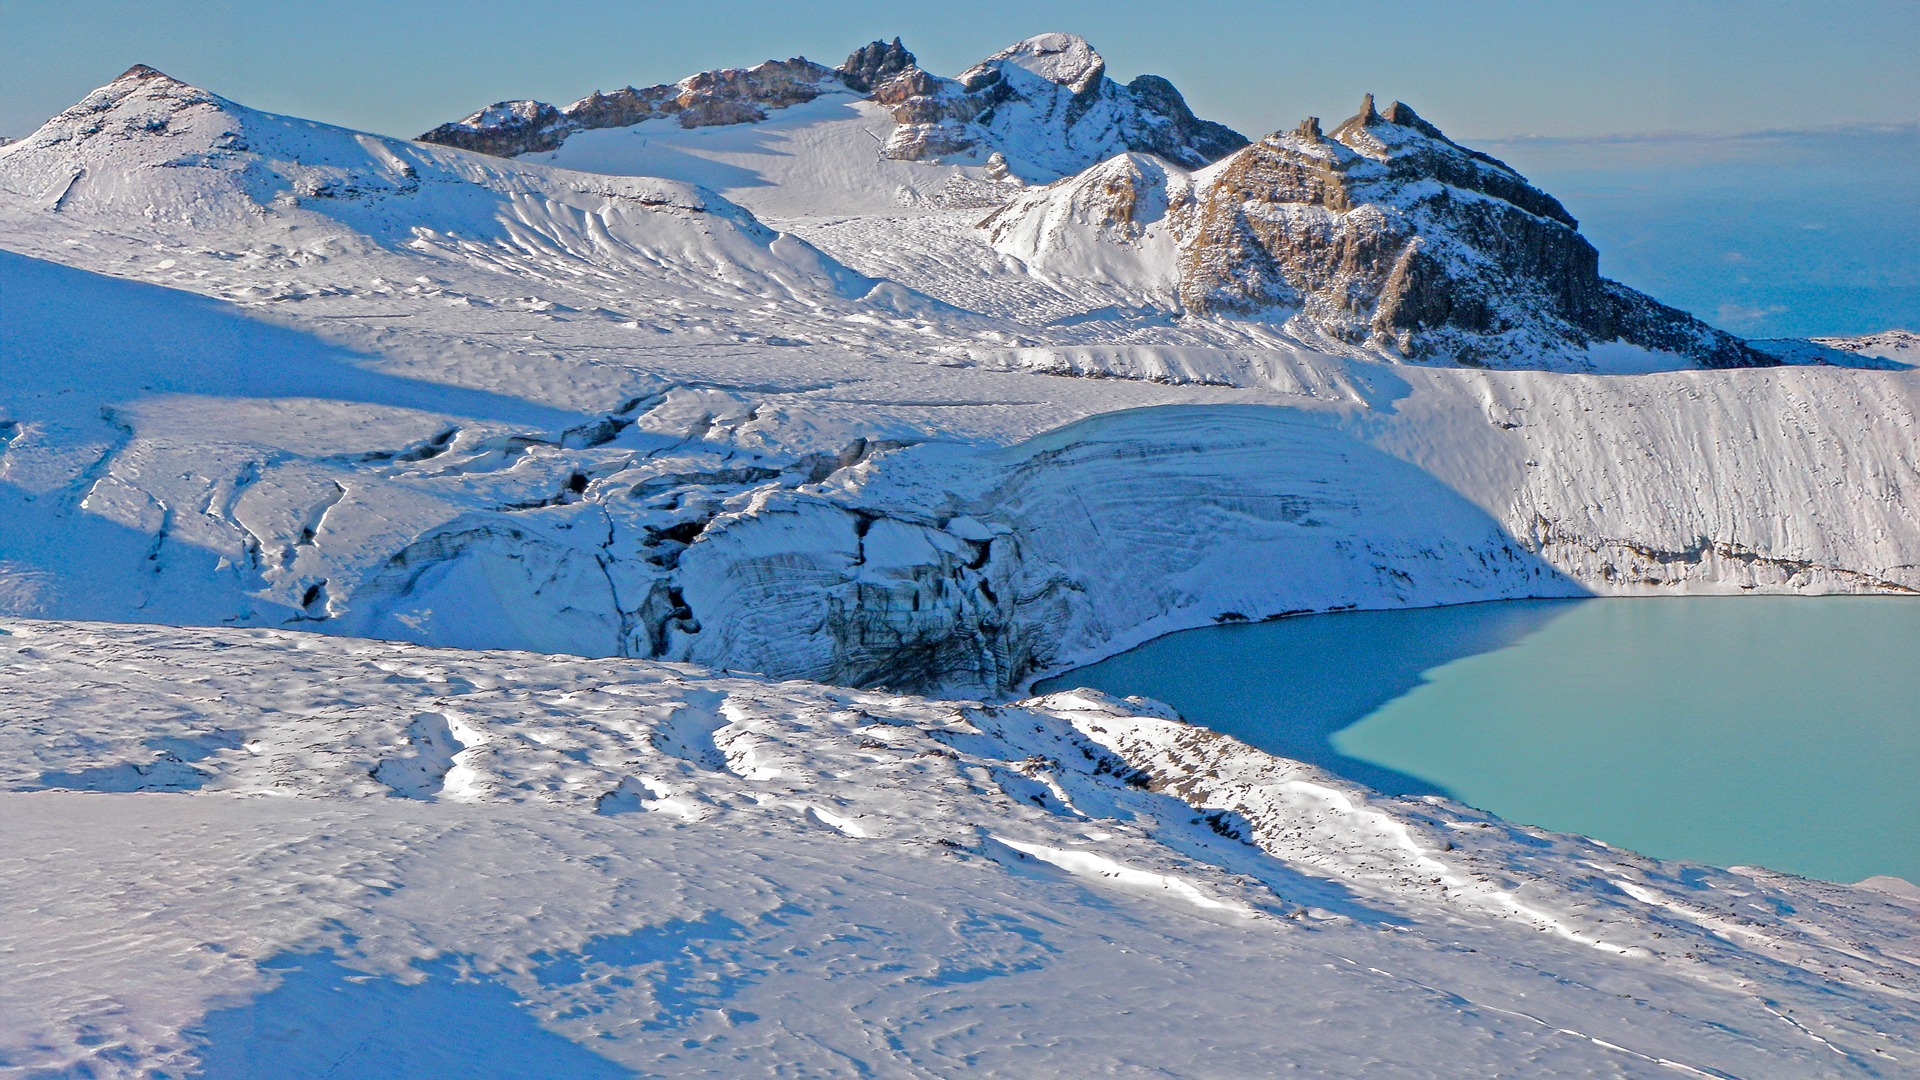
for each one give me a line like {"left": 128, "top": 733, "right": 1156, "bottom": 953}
{"left": 1047, "top": 689, "right": 1920, "bottom": 1006}
{"left": 6, "top": 222, "right": 1918, "bottom": 693}
{"left": 2, "top": 47, "right": 1918, "bottom": 1080}
{"left": 421, "top": 33, "right": 1248, "bottom": 184}
{"left": 1, "top": 619, "right": 1915, "bottom": 1076}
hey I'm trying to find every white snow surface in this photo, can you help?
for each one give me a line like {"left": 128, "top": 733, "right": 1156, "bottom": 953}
{"left": 4, "top": 67, "right": 1915, "bottom": 687}
{"left": 984, "top": 33, "right": 1108, "bottom": 92}
{"left": 3, "top": 619, "right": 1917, "bottom": 1076}
{"left": 2, "top": 64, "right": 1919, "bottom": 1076}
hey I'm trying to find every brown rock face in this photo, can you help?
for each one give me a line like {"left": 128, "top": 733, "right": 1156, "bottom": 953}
{"left": 419, "top": 100, "right": 571, "bottom": 157}
{"left": 420, "top": 34, "right": 1248, "bottom": 184}
{"left": 872, "top": 35, "right": 1247, "bottom": 177}
{"left": 418, "top": 57, "right": 845, "bottom": 155}
{"left": 1180, "top": 98, "right": 1769, "bottom": 368}
{"left": 837, "top": 38, "right": 917, "bottom": 93}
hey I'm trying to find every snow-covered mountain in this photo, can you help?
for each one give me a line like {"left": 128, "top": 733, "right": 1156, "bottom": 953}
{"left": 1753, "top": 327, "right": 1919, "bottom": 368}
{"left": 986, "top": 98, "right": 1769, "bottom": 368}
{"left": 418, "top": 36, "right": 1770, "bottom": 371}
{"left": 422, "top": 33, "right": 1248, "bottom": 183}
{"left": 2, "top": 61, "right": 1915, "bottom": 691}
{"left": 3, "top": 49, "right": 1918, "bottom": 1075}
{"left": 0, "top": 64, "right": 895, "bottom": 313}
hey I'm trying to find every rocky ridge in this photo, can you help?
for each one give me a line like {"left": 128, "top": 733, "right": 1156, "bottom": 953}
{"left": 867, "top": 32, "right": 1249, "bottom": 178}
{"left": 985, "top": 95, "right": 1771, "bottom": 369}
{"left": 419, "top": 33, "right": 1249, "bottom": 181}
{"left": 420, "top": 57, "right": 850, "bottom": 157}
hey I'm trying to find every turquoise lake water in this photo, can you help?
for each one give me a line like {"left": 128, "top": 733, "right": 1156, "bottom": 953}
{"left": 1035, "top": 598, "right": 1920, "bottom": 884}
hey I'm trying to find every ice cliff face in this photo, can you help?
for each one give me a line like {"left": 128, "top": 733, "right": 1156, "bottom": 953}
{"left": 986, "top": 97, "right": 1770, "bottom": 369}
{"left": 421, "top": 33, "right": 1249, "bottom": 182}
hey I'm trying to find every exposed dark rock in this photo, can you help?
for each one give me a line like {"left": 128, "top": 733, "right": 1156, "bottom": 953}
{"left": 837, "top": 38, "right": 917, "bottom": 93}
{"left": 420, "top": 33, "right": 1247, "bottom": 180}
{"left": 1180, "top": 96, "right": 1772, "bottom": 368}
{"left": 874, "top": 34, "right": 1249, "bottom": 177}
{"left": 418, "top": 99, "right": 570, "bottom": 157}
{"left": 116, "top": 63, "right": 170, "bottom": 83}
{"left": 419, "top": 57, "right": 846, "bottom": 155}
{"left": 1121, "top": 74, "right": 1249, "bottom": 165}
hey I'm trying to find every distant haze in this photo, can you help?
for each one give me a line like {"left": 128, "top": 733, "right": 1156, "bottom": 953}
{"left": 3, "top": 0, "right": 1914, "bottom": 336}
{"left": 1487, "top": 125, "right": 1920, "bottom": 338}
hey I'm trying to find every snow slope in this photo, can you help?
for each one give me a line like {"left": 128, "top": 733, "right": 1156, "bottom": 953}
{"left": 2, "top": 49, "right": 1919, "bottom": 1080}
{"left": 4, "top": 234, "right": 1914, "bottom": 687}
{"left": 2, "top": 66, "right": 1918, "bottom": 689}
{"left": 3, "top": 620, "right": 1915, "bottom": 1076}
{"left": 425, "top": 41, "right": 1767, "bottom": 373}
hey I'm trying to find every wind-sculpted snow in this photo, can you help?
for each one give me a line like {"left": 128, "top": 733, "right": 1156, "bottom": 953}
{"left": 3, "top": 233, "right": 1918, "bottom": 693}
{"left": 2, "top": 620, "right": 1915, "bottom": 1076}
{"left": 4, "top": 55, "right": 1920, "bottom": 1078}
{"left": 0, "top": 65, "right": 903, "bottom": 320}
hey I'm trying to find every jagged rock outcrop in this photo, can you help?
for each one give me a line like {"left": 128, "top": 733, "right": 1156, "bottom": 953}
{"left": 836, "top": 37, "right": 917, "bottom": 93}
{"left": 986, "top": 94, "right": 1772, "bottom": 369}
{"left": 1182, "top": 96, "right": 1769, "bottom": 367}
{"left": 419, "top": 57, "right": 848, "bottom": 156}
{"left": 871, "top": 33, "right": 1248, "bottom": 179}
{"left": 420, "top": 98, "right": 570, "bottom": 157}
{"left": 419, "top": 33, "right": 1248, "bottom": 182}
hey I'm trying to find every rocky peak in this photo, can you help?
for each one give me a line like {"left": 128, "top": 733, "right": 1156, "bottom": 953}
{"left": 419, "top": 34, "right": 1246, "bottom": 183}
{"left": 1325, "top": 95, "right": 1576, "bottom": 226}
{"left": 90, "top": 63, "right": 214, "bottom": 107}
{"left": 428, "top": 99, "right": 567, "bottom": 156}
{"left": 115, "top": 63, "right": 170, "bottom": 83}
{"left": 1164, "top": 101, "right": 1771, "bottom": 368}
{"left": 421, "top": 55, "right": 847, "bottom": 156}
{"left": 837, "top": 38, "right": 916, "bottom": 93}
{"left": 5, "top": 63, "right": 230, "bottom": 160}
{"left": 975, "top": 32, "right": 1106, "bottom": 95}
{"left": 874, "top": 34, "right": 1247, "bottom": 179}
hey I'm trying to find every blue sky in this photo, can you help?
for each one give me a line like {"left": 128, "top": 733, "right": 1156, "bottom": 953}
{"left": 1, "top": 0, "right": 1914, "bottom": 141}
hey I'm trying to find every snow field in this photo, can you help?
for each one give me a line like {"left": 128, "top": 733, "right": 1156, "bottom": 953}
{"left": 2, "top": 620, "right": 1916, "bottom": 1075}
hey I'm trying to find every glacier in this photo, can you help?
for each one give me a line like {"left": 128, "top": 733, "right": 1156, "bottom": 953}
{"left": 1, "top": 41, "right": 1917, "bottom": 1077}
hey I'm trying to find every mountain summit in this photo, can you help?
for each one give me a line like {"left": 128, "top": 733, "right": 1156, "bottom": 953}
{"left": 986, "top": 94, "right": 1770, "bottom": 368}
{"left": 419, "top": 34, "right": 1248, "bottom": 182}
{"left": 868, "top": 33, "right": 1248, "bottom": 176}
